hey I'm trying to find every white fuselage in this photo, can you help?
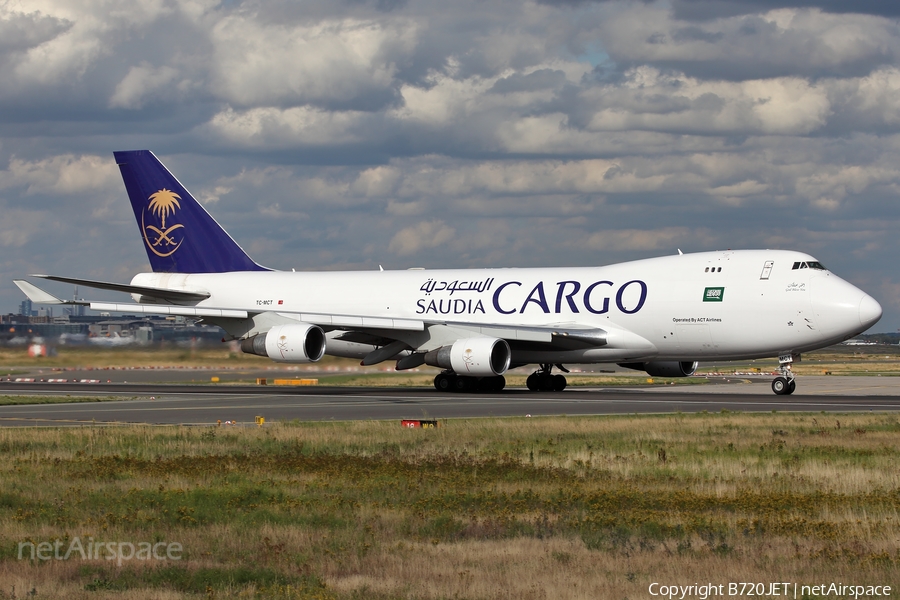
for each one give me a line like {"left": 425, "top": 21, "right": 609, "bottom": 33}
{"left": 131, "top": 249, "right": 882, "bottom": 364}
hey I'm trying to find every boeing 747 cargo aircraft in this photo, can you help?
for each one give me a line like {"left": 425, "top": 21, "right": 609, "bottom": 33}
{"left": 15, "top": 151, "right": 882, "bottom": 395}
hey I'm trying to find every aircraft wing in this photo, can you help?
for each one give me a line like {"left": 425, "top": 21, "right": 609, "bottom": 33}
{"left": 14, "top": 278, "right": 422, "bottom": 327}
{"left": 87, "top": 302, "right": 429, "bottom": 330}
{"left": 431, "top": 321, "right": 608, "bottom": 346}
{"left": 88, "top": 302, "right": 250, "bottom": 319}
{"left": 16, "top": 278, "right": 609, "bottom": 351}
{"left": 30, "top": 274, "right": 210, "bottom": 303}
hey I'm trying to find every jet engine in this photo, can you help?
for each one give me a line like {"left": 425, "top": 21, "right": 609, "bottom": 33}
{"left": 240, "top": 323, "right": 326, "bottom": 363}
{"left": 618, "top": 361, "right": 698, "bottom": 377}
{"left": 424, "top": 337, "right": 511, "bottom": 377}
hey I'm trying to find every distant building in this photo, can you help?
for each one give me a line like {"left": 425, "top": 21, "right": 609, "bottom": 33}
{"left": 18, "top": 299, "right": 33, "bottom": 317}
{"left": 62, "top": 287, "right": 86, "bottom": 317}
{"left": 63, "top": 304, "right": 85, "bottom": 317}
{"left": 1, "top": 312, "right": 224, "bottom": 345}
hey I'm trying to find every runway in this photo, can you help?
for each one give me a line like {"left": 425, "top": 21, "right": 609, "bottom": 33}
{"left": 0, "top": 376, "right": 897, "bottom": 426}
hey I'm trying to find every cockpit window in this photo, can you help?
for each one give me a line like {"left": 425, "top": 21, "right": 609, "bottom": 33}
{"left": 792, "top": 261, "right": 827, "bottom": 271}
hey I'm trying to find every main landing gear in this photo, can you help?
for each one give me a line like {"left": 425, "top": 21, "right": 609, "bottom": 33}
{"left": 526, "top": 364, "right": 568, "bottom": 392}
{"left": 431, "top": 363, "right": 570, "bottom": 393}
{"left": 433, "top": 371, "right": 506, "bottom": 393}
{"left": 771, "top": 354, "right": 797, "bottom": 395}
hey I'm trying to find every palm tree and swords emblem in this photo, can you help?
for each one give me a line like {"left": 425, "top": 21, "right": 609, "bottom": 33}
{"left": 142, "top": 188, "right": 185, "bottom": 257}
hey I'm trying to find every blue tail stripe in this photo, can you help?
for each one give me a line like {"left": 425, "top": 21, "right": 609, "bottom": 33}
{"left": 115, "top": 150, "right": 268, "bottom": 273}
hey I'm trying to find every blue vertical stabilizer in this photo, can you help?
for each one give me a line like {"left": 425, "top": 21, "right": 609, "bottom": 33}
{"left": 115, "top": 150, "right": 268, "bottom": 273}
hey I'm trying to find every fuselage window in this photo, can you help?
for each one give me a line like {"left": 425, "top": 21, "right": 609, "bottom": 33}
{"left": 792, "top": 262, "right": 801, "bottom": 270}
{"left": 717, "top": 267, "right": 722, "bottom": 272}
{"left": 705, "top": 267, "right": 709, "bottom": 272}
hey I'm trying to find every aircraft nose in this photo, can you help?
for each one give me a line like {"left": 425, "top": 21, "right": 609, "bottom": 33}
{"left": 810, "top": 274, "right": 881, "bottom": 338}
{"left": 859, "top": 294, "right": 882, "bottom": 329}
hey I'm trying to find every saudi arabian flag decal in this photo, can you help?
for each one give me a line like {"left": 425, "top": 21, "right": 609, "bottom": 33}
{"left": 703, "top": 287, "right": 725, "bottom": 302}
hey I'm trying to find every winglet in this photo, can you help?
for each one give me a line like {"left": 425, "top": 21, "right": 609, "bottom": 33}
{"left": 13, "top": 280, "right": 72, "bottom": 305}
{"left": 114, "top": 150, "right": 269, "bottom": 273}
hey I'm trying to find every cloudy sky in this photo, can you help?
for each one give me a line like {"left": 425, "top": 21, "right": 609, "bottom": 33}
{"left": 1, "top": 0, "right": 898, "bottom": 333}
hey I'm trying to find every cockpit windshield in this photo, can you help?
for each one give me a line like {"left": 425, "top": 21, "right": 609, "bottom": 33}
{"left": 791, "top": 261, "right": 826, "bottom": 271}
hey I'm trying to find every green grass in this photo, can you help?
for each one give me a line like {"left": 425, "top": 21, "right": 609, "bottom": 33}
{"left": 0, "top": 395, "right": 141, "bottom": 406}
{"left": 1, "top": 414, "right": 899, "bottom": 598}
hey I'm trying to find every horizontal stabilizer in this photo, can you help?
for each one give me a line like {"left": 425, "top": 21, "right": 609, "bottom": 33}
{"left": 31, "top": 274, "right": 210, "bottom": 302}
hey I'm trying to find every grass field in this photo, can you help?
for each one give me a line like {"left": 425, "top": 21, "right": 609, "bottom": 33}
{"left": 1, "top": 413, "right": 899, "bottom": 598}
{"left": 0, "top": 395, "right": 130, "bottom": 406}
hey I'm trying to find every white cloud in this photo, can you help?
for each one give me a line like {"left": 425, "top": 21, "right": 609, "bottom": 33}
{"left": 351, "top": 165, "right": 401, "bottom": 197}
{"left": 579, "top": 67, "right": 831, "bottom": 135}
{"left": 842, "top": 67, "right": 900, "bottom": 125}
{"left": 210, "top": 16, "right": 418, "bottom": 107}
{"left": 109, "top": 62, "right": 182, "bottom": 109}
{"left": 0, "top": 0, "right": 898, "bottom": 331}
{"left": 0, "top": 154, "right": 119, "bottom": 196}
{"left": 585, "top": 227, "right": 715, "bottom": 252}
{"left": 4, "top": 0, "right": 184, "bottom": 85}
{"left": 205, "top": 106, "right": 368, "bottom": 147}
{"left": 596, "top": 6, "right": 900, "bottom": 77}
{"left": 388, "top": 219, "right": 455, "bottom": 255}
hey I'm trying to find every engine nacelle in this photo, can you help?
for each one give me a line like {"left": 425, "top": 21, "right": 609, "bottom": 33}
{"left": 618, "top": 360, "right": 698, "bottom": 377}
{"left": 240, "top": 323, "right": 326, "bottom": 363}
{"left": 424, "top": 337, "right": 511, "bottom": 377}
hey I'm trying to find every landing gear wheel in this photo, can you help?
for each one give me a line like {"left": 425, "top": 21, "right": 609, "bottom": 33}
{"left": 526, "top": 364, "right": 569, "bottom": 392}
{"left": 772, "top": 376, "right": 789, "bottom": 395}
{"left": 434, "top": 372, "right": 455, "bottom": 391}
{"left": 455, "top": 376, "right": 474, "bottom": 392}
{"left": 478, "top": 375, "right": 506, "bottom": 392}
{"left": 772, "top": 353, "right": 798, "bottom": 396}
{"left": 552, "top": 374, "right": 567, "bottom": 391}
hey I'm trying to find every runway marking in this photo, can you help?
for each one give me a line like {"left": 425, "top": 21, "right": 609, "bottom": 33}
{"left": 2, "top": 380, "right": 900, "bottom": 428}
{"left": 812, "top": 385, "right": 900, "bottom": 394}
{"left": 1, "top": 396, "right": 898, "bottom": 415}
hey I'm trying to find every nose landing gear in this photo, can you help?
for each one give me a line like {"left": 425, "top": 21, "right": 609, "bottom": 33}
{"left": 772, "top": 354, "right": 797, "bottom": 395}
